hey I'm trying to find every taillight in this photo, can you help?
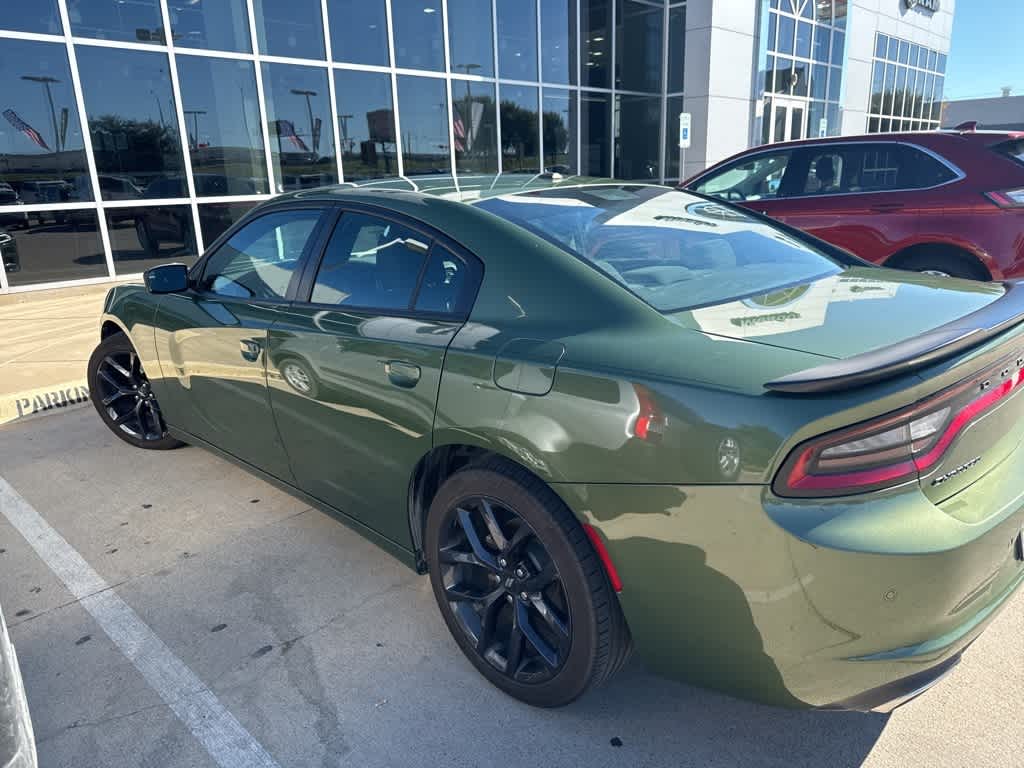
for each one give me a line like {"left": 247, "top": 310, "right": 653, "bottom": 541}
{"left": 985, "top": 188, "right": 1024, "bottom": 208}
{"left": 774, "top": 349, "right": 1024, "bottom": 498}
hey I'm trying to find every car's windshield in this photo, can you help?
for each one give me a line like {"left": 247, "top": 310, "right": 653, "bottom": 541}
{"left": 475, "top": 185, "right": 841, "bottom": 312}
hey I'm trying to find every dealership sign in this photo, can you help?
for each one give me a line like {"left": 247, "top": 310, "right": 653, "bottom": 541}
{"left": 905, "top": 0, "right": 940, "bottom": 12}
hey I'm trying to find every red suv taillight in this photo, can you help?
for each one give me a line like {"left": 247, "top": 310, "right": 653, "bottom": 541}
{"left": 985, "top": 189, "right": 1024, "bottom": 208}
{"left": 773, "top": 349, "right": 1024, "bottom": 498}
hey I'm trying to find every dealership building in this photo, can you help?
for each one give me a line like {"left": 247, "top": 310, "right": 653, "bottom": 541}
{"left": 0, "top": 0, "right": 954, "bottom": 293}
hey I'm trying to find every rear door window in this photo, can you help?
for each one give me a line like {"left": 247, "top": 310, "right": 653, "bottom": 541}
{"left": 796, "top": 142, "right": 956, "bottom": 195}
{"left": 690, "top": 150, "right": 793, "bottom": 202}
{"left": 994, "top": 139, "right": 1024, "bottom": 167}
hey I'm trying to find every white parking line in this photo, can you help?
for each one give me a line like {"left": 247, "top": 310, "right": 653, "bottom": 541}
{"left": 0, "top": 475, "right": 282, "bottom": 768}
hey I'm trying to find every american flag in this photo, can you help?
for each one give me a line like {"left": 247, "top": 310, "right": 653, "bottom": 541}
{"left": 274, "top": 119, "right": 309, "bottom": 152}
{"left": 3, "top": 109, "right": 50, "bottom": 151}
{"left": 453, "top": 112, "right": 466, "bottom": 152}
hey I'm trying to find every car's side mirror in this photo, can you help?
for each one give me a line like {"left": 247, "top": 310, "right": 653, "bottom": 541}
{"left": 143, "top": 263, "right": 190, "bottom": 294}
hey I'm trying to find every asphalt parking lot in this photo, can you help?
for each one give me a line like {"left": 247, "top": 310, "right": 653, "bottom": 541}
{"left": 1, "top": 405, "right": 1022, "bottom": 768}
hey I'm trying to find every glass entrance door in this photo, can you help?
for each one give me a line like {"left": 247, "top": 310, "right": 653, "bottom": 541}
{"left": 767, "top": 98, "right": 808, "bottom": 144}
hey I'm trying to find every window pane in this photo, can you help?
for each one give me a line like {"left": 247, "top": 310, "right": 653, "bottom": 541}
{"left": 262, "top": 64, "right": 337, "bottom": 192}
{"left": 415, "top": 245, "right": 477, "bottom": 315}
{"left": 396, "top": 75, "right": 450, "bottom": 175}
{"left": 875, "top": 33, "right": 887, "bottom": 60}
{"left": 253, "top": 0, "right": 325, "bottom": 60}
{"left": 897, "top": 39, "right": 909, "bottom": 65}
{"left": 792, "top": 61, "right": 809, "bottom": 97}
{"left": 0, "top": 40, "right": 91, "bottom": 202}
{"left": 543, "top": 89, "right": 576, "bottom": 174}
{"left": 830, "top": 30, "right": 844, "bottom": 65}
{"left": 312, "top": 212, "right": 426, "bottom": 310}
{"left": 453, "top": 81, "right": 497, "bottom": 175}
{"left": 614, "top": 94, "right": 659, "bottom": 181}
{"left": 541, "top": 0, "right": 577, "bottom": 85}
{"left": 764, "top": 55, "right": 775, "bottom": 93}
{"left": 581, "top": 91, "right": 610, "bottom": 178}
{"left": 68, "top": 0, "right": 164, "bottom": 44}
{"left": 616, "top": 0, "right": 663, "bottom": 93}
{"left": 2, "top": 213, "right": 106, "bottom": 287}
{"left": 795, "top": 21, "right": 812, "bottom": 60}
{"left": 812, "top": 24, "right": 830, "bottom": 62}
{"left": 199, "top": 201, "right": 259, "bottom": 248}
{"left": 691, "top": 151, "right": 793, "bottom": 201}
{"left": 0, "top": 4, "right": 62, "bottom": 35}
{"left": 107, "top": 205, "right": 199, "bottom": 275}
{"left": 826, "top": 65, "right": 841, "bottom": 101}
{"left": 500, "top": 85, "right": 539, "bottom": 173}
{"left": 393, "top": 0, "right": 444, "bottom": 71}
{"left": 449, "top": 0, "right": 495, "bottom": 78}
{"left": 665, "top": 95, "right": 684, "bottom": 179}
{"left": 169, "top": 0, "right": 251, "bottom": 52}
{"left": 808, "top": 99, "right": 826, "bottom": 139}
{"left": 581, "top": 0, "right": 611, "bottom": 88}
{"left": 176, "top": 57, "right": 268, "bottom": 197}
{"left": 328, "top": 0, "right": 389, "bottom": 66}
{"left": 202, "top": 209, "right": 320, "bottom": 298}
{"left": 335, "top": 70, "right": 397, "bottom": 180}
{"left": 76, "top": 47, "right": 185, "bottom": 200}
{"left": 777, "top": 14, "right": 795, "bottom": 55}
{"left": 497, "top": 0, "right": 538, "bottom": 81}
{"left": 667, "top": 5, "right": 685, "bottom": 92}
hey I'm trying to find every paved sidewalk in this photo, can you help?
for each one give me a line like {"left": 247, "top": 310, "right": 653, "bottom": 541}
{"left": 0, "top": 281, "right": 128, "bottom": 425}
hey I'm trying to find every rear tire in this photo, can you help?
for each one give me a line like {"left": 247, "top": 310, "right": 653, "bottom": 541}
{"left": 893, "top": 249, "right": 990, "bottom": 281}
{"left": 425, "top": 460, "right": 631, "bottom": 707}
{"left": 88, "top": 333, "right": 183, "bottom": 450}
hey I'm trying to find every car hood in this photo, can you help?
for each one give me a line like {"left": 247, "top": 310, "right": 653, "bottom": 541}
{"left": 669, "top": 267, "right": 1006, "bottom": 360}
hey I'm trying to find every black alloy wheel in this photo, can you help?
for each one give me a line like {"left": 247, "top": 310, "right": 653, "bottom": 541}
{"left": 87, "top": 333, "right": 182, "bottom": 450}
{"left": 438, "top": 496, "right": 571, "bottom": 684}
{"left": 426, "top": 461, "right": 631, "bottom": 707}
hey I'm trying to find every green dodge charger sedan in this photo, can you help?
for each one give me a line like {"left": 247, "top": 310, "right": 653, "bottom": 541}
{"left": 88, "top": 176, "right": 1024, "bottom": 711}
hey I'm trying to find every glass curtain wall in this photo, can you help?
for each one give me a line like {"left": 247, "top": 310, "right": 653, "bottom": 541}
{"left": 866, "top": 32, "right": 945, "bottom": 133}
{"left": 0, "top": 0, "right": 686, "bottom": 292}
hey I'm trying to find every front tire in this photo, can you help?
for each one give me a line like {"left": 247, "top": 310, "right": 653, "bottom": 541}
{"left": 87, "top": 333, "right": 182, "bottom": 450}
{"left": 425, "top": 461, "right": 631, "bottom": 707}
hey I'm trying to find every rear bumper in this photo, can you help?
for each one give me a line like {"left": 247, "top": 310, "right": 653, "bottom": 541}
{"left": 554, "top": 477, "right": 1024, "bottom": 709}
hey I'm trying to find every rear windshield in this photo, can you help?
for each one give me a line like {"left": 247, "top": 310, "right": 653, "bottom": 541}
{"left": 995, "top": 139, "right": 1024, "bottom": 166}
{"left": 475, "top": 185, "right": 841, "bottom": 312}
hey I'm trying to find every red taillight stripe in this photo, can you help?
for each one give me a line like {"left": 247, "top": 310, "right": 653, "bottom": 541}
{"left": 583, "top": 523, "right": 623, "bottom": 593}
{"left": 913, "top": 368, "right": 1024, "bottom": 472}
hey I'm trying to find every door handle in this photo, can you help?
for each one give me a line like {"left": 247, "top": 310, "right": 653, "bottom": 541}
{"left": 239, "top": 338, "right": 263, "bottom": 362}
{"left": 385, "top": 360, "right": 421, "bottom": 388}
{"left": 870, "top": 202, "right": 905, "bottom": 213}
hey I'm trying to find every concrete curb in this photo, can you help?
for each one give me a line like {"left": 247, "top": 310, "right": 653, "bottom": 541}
{"left": 0, "top": 380, "right": 91, "bottom": 426}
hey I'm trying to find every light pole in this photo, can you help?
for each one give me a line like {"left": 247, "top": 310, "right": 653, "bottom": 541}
{"left": 21, "top": 75, "right": 61, "bottom": 152}
{"left": 183, "top": 110, "right": 206, "bottom": 150}
{"left": 338, "top": 113, "right": 353, "bottom": 154}
{"left": 290, "top": 88, "right": 318, "bottom": 157}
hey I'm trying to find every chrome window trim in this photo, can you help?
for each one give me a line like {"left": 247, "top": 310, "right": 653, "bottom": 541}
{"left": 688, "top": 139, "right": 966, "bottom": 201}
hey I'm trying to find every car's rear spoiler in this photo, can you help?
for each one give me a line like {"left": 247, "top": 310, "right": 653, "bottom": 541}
{"left": 765, "top": 281, "right": 1024, "bottom": 394}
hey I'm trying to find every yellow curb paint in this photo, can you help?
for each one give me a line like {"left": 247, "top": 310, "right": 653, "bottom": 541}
{"left": 0, "top": 380, "right": 91, "bottom": 426}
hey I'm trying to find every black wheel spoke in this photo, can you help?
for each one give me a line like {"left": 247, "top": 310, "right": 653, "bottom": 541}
{"left": 438, "top": 545, "right": 488, "bottom": 569}
{"left": 516, "top": 600, "right": 559, "bottom": 668}
{"left": 479, "top": 499, "right": 508, "bottom": 551}
{"left": 475, "top": 589, "right": 504, "bottom": 654}
{"left": 455, "top": 507, "right": 499, "bottom": 571}
{"left": 104, "top": 356, "right": 132, "bottom": 380}
{"left": 102, "top": 389, "right": 131, "bottom": 406}
{"left": 521, "top": 560, "right": 557, "bottom": 592}
{"left": 504, "top": 624, "right": 525, "bottom": 677}
{"left": 445, "top": 582, "right": 489, "bottom": 602}
{"left": 98, "top": 369, "right": 131, "bottom": 394}
{"left": 530, "top": 594, "right": 569, "bottom": 639}
{"left": 503, "top": 524, "right": 532, "bottom": 557}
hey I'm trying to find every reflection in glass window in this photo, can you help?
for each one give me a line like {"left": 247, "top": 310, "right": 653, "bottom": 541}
{"left": 0, "top": 40, "right": 91, "bottom": 202}
{"left": 541, "top": 0, "right": 576, "bottom": 85}
{"left": 667, "top": 5, "right": 685, "bottom": 93}
{"left": 497, "top": 0, "right": 538, "bottom": 81}
{"left": 543, "top": 89, "right": 576, "bottom": 174}
{"left": 201, "top": 209, "right": 320, "bottom": 298}
{"left": 328, "top": 0, "right": 389, "bottom": 66}
{"left": 335, "top": 69, "right": 398, "bottom": 180}
{"left": 453, "top": 81, "right": 497, "bottom": 175}
{"left": 175, "top": 58, "right": 268, "bottom": 197}
{"left": 614, "top": 94, "right": 659, "bottom": 181}
{"left": 615, "top": 1, "right": 662, "bottom": 93}
{"left": 392, "top": 0, "right": 444, "bottom": 71}
{"left": 312, "top": 212, "right": 427, "bottom": 310}
{"left": 107, "top": 205, "right": 198, "bottom": 275}
{"left": 581, "top": 91, "right": 610, "bottom": 178}
{"left": 664, "top": 94, "right": 684, "bottom": 180}
{"left": 253, "top": 0, "right": 325, "bottom": 60}
{"left": 198, "top": 201, "right": 258, "bottom": 248}
{"left": 396, "top": 75, "right": 450, "bottom": 175}
{"left": 68, "top": 0, "right": 164, "bottom": 44}
{"left": 168, "top": 0, "right": 252, "bottom": 53}
{"left": 581, "top": 0, "right": 611, "bottom": 88}
{"left": 500, "top": 85, "right": 539, "bottom": 173}
{"left": 261, "top": 64, "right": 337, "bottom": 192}
{"left": 2, "top": 212, "right": 107, "bottom": 287}
{"left": 448, "top": 0, "right": 495, "bottom": 78}
{"left": 76, "top": 47, "right": 185, "bottom": 201}
{"left": 0, "top": 4, "right": 63, "bottom": 35}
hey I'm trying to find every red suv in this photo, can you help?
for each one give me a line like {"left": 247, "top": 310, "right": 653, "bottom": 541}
{"left": 684, "top": 130, "right": 1024, "bottom": 280}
